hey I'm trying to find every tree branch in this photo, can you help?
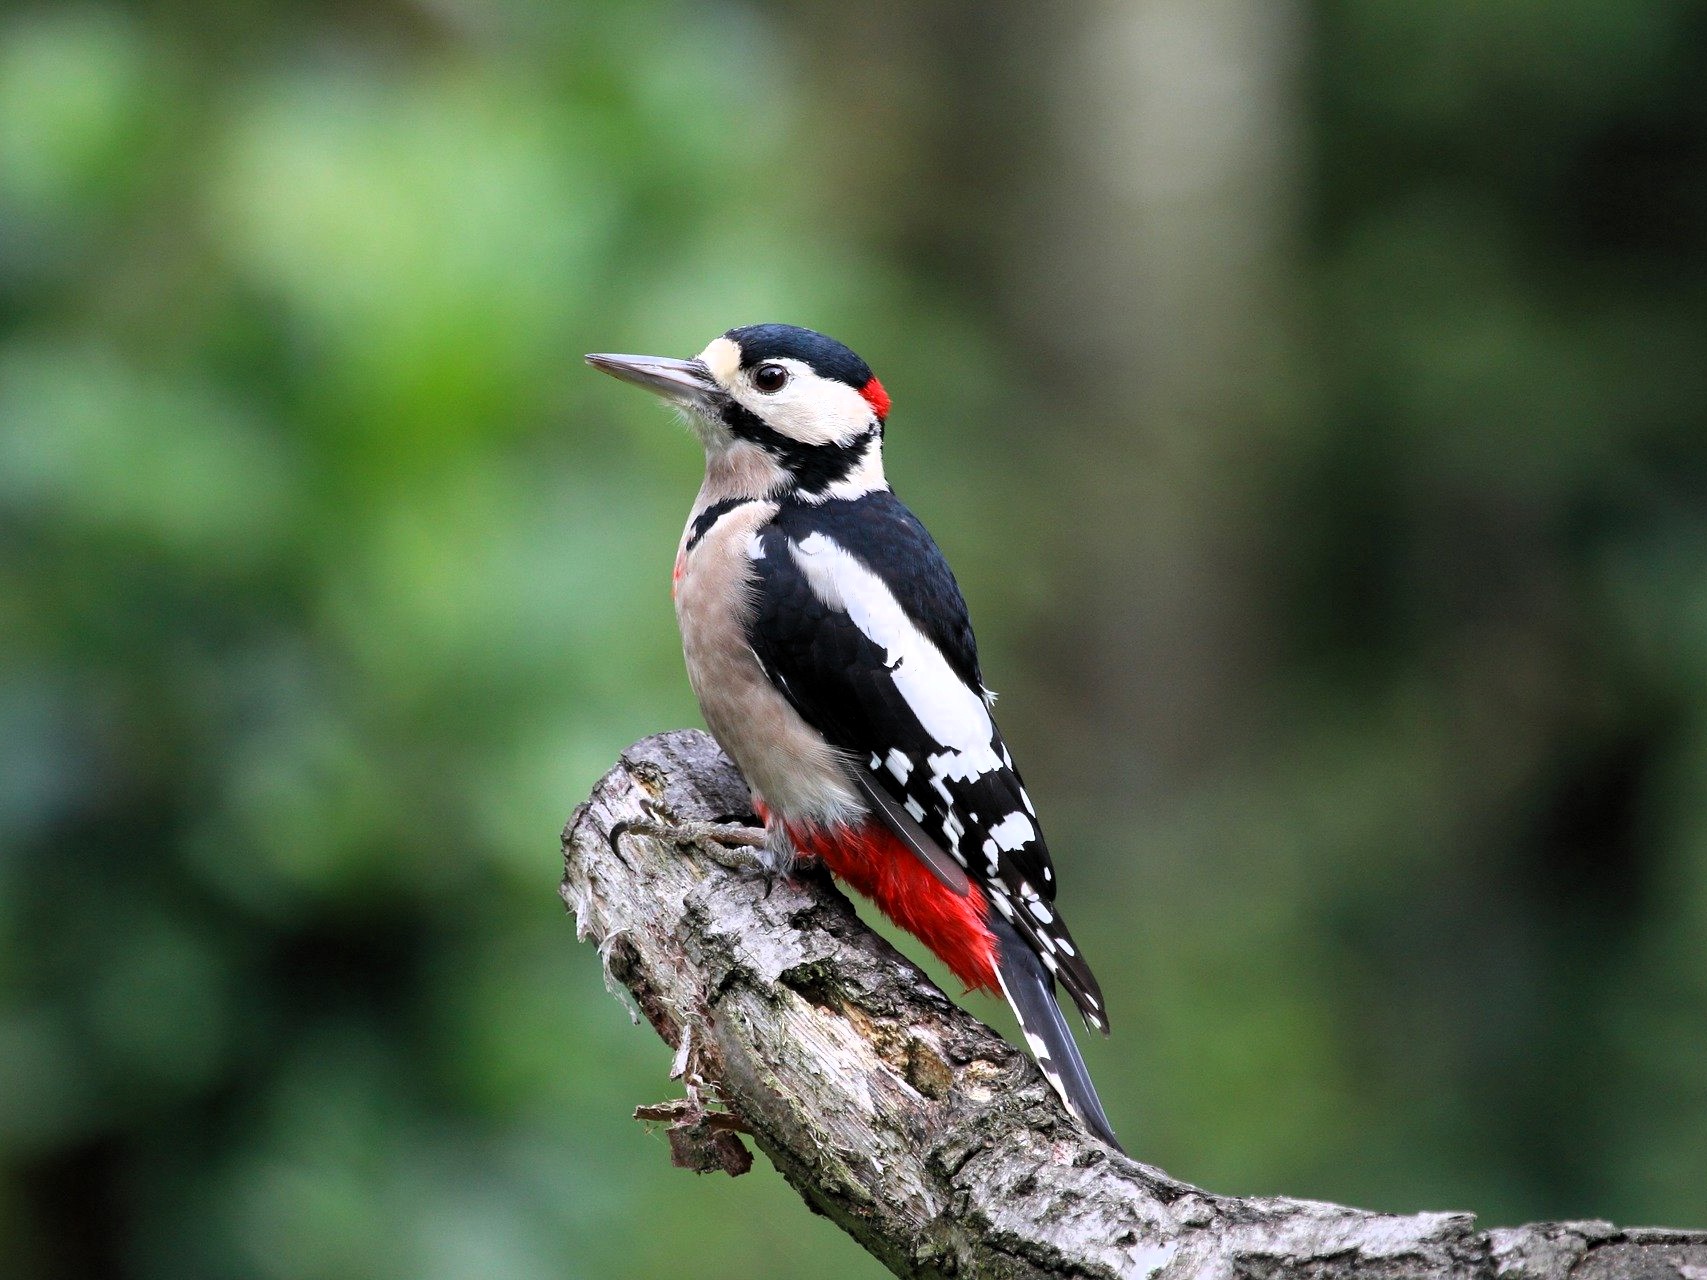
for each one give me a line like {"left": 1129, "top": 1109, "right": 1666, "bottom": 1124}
{"left": 561, "top": 731, "right": 1707, "bottom": 1279}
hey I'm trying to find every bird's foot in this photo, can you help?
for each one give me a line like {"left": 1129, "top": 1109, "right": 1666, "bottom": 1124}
{"left": 609, "top": 811, "right": 768, "bottom": 872}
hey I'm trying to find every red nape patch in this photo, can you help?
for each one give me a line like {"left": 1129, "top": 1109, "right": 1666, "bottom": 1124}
{"left": 859, "top": 376, "right": 891, "bottom": 421}
{"left": 785, "top": 818, "right": 998, "bottom": 993}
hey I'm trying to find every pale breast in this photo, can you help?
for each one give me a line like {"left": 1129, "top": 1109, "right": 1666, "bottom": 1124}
{"left": 673, "top": 499, "right": 864, "bottom": 824}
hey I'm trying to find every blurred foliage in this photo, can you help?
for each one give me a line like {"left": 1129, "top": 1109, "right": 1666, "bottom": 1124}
{"left": 2, "top": 1, "right": 1706, "bottom": 1277}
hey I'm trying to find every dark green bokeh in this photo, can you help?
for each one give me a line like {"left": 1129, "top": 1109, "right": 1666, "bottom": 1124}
{"left": 3, "top": 2, "right": 1706, "bottom": 1276}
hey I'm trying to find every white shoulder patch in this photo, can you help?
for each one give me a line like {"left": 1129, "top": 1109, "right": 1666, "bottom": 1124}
{"left": 787, "top": 533, "right": 1001, "bottom": 777}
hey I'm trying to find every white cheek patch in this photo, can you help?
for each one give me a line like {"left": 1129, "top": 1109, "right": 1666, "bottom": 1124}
{"left": 731, "top": 357, "right": 875, "bottom": 447}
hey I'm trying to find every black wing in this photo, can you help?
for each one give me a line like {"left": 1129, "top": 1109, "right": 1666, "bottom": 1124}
{"left": 746, "top": 492, "right": 1107, "bottom": 1030}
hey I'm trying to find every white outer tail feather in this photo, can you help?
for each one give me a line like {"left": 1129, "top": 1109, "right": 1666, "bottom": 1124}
{"left": 989, "top": 915, "right": 1122, "bottom": 1151}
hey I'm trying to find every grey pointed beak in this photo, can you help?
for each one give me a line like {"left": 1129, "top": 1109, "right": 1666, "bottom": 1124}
{"left": 585, "top": 352, "right": 721, "bottom": 406}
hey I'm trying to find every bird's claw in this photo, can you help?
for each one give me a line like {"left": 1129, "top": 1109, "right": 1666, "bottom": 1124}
{"left": 610, "top": 813, "right": 768, "bottom": 872}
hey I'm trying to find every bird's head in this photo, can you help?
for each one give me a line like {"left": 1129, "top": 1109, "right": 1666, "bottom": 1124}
{"left": 587, "top": 323, "right": 891, "bottom": 498}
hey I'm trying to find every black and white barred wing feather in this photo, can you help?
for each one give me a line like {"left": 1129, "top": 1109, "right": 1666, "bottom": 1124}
{"left": 745, "top": 494, "right": 1110, "bottom": 1034}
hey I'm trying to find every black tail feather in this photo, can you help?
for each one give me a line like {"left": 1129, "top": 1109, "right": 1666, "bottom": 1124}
{"left": 989, "top": 915, "right": 1122, "bottom": 1151}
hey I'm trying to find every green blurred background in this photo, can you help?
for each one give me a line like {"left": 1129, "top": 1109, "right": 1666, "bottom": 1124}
{"left": 4, "top": 1, "right": 1707, "bottom": 1275}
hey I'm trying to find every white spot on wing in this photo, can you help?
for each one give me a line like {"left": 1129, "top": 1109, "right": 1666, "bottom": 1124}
{"left": 927, "top": 744, "right": 1003, "bottom": 787}
{"left": 884, "top": 748, "right": 913, "bottom": 784}
{"left": 941, "top": 810, "right": 964, "bottom": 847}
{"left": 903, "top": 797, "right": 926, "bottom": 822}
{"left": 986, "top": 811, "right": 1035, "bottom": 852}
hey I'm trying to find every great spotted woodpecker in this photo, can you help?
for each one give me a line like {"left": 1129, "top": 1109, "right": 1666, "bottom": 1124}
{"left": 587, "top": 324, "right": 1120, "bottom": 1149}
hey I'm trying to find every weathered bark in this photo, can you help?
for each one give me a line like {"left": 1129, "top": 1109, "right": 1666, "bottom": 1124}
{"left": 561, "top": 731, "right": 1707, "bottom": 1279}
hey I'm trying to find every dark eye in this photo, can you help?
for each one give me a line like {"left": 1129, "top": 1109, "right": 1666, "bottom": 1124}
{"left": 752, "top": 363, "right": 789, "bottom": 393}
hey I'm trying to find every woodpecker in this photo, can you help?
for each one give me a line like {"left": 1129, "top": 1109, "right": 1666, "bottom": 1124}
{"left": 587, "top": 324, "right": 1120, "bottom": 1149}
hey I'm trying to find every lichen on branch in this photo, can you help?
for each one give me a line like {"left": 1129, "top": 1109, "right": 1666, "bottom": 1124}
{"left": 563, "top": 731, "right": 1707, "bottom": 1280}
